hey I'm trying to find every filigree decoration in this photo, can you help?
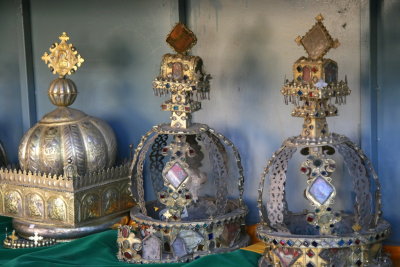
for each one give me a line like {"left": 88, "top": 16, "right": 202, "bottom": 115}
{"left": 41, "top": 32, "right": 84, "bottom": 77}
{"left": 149, "top": 134, "right": 169, "bottom": 193}
{"left": 336, "top": 142, "right": 372, "bottom": 230}
{"left": 135, "top": 132, "right": 160, "bottom": 215}
{"left": 202, "top": 131, "right": 228, "bottom": 216}
{"left": 266, "top": 145, "right": 297, "bottom": 227}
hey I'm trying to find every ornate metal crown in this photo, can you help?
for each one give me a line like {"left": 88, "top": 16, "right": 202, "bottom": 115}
{"left": 257, "top": 15, "right": 391, "bottom": 267}
{"left": 1, "top": 33, "right": 132, "bottom": 249}
{"left": 117, "top": 23, "right": 249, "bottom": 263}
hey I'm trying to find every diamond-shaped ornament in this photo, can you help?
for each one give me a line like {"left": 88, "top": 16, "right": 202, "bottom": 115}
{"left": 166, "top": 23, "right": 197, "bottom": 54}
{"left": 295, "top": 14, "right": 340, "bottom": 60}
{"left": 165, "top": 162, "right": 188, "bottom": 189}
{"left": 273, "top": 247, "right": 302, "bottom": 267}
{"left": 41, "top": 32, "right": 84, "bottom": 77}
{"left": 308, "top": 176, "right": 334, "bottom": 205}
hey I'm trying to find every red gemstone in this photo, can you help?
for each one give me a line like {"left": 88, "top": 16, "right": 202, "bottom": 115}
{"left": 280, "top": 240, "right": 285, "bottom": 245}
{"left": 124, "top": 251, "right": 132, "bottom": 259}
{"left": 309, "top": 92, "right": 313, "bottom": 97}
{"left": 185, "top": 107, "right": 190, "bottom": 112}
{"left": 173, "top": 215, "right": 178, "bottom": 220}
{"left": 189, "top": 149, "right": 194, "bottom": 154}
{"left": 185, "top": 194, "right": 191, "bottom": 199}
{"left": 312, "top": 67, "right": 318, "bottom": 73}
{"left": 306, "top": 249, "right": 315, "bottom": 257}
{"left": 162, "top": 148, "right": 169, "bottom": 152}
{"left": 355, "top": 239, "right": 360, "bottom": 244}
{"left": 160, "top": 194, "right": 165, "bottom": 199}
{"left": 307, "top": 216, "right": 314, "bottom": 222}
{"left": 300, "top": 167, "right": 308, "bottom": 173}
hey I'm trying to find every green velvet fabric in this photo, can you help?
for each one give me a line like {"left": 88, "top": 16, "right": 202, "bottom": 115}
{"left": 0, "top": 216, "right": 260, "bottom": 266}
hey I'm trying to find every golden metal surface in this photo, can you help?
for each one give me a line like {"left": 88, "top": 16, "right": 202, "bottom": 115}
{"left": 282, "top": 16, "right": 350, "bottom": 140}
{"left": 0, "top": 163, "right": 132, "bottom": 228}
{"left": 153, "top": 24, "right": 210, "bottom": 129}
{"left": 42, "top": 32, "right": 84, "bottom": 78}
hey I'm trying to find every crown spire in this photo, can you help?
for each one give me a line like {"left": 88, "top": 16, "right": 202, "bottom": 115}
{"left": 41, "top": 33, "right": 84, "bottom": 107}
{"left": 153, "top": 23, "right": 210, "bottom": 129}
{"left": 282, "top": 15, "right": 350, "bottom": 140}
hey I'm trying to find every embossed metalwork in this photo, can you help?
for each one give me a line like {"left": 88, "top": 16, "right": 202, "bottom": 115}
{"left": 42, "top": 32, "right": 84, "bottom": 77}
{"left": 257, "top": 15, "right": 391, "bottom": 267}
{"left": 119, "top": 24, "right": 248, "bottom": 263}
{"left": 0, "top": 33, "right": 131, "bottom": 245}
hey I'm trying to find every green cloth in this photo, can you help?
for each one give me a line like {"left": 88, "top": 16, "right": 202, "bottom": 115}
{"left": 0, "top": 216, "right": 260, "bottom": 266}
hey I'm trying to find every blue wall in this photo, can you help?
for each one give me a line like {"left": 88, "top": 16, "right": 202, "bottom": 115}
{"left": 0, "top": 0, "right": 24, "bottom": 163}
{"left": 376, "top": 0, "right": 400, "bottom": 245}
{"left": 0, "top": 0, "right": 399, "bottom": 245}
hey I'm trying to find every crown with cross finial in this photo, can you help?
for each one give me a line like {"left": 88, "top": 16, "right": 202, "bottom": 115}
{"left": 152, "top": 23, "right": 211, "bottom": 129}
{"left": 281, "top": 14, "right": 351, "bottom": 140}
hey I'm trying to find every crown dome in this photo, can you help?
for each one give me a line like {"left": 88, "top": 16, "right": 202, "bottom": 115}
{"left": 18, "top": 33, "right": 116, "bottom": 176}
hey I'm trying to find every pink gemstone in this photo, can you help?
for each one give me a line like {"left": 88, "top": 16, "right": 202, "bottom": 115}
{"left": 121, "top": 227, "right": 130, "bottom": 238}
{"left": 172, "top": 62, "right": 183, "bottom": 80}
{"left": 165, "top": 163, "right": 188, "bottom": 189}
{"left": 302, "top": 66, "right": 311, "bottom": 82}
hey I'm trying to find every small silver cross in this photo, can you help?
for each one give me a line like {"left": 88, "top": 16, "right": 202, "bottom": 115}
{"left": 29, "top": 232, "right": 43, "bottom": 246}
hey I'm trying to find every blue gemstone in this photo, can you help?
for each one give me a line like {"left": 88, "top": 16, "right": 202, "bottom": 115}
{"left": 173, "top": 106, "right": 179, "bottom": 110}
{"left": 297, "top": 90, "right": 303, "bottom": 96}
{"left": 208, "top": 233, "right": 213, "bottom": 240}
{"left": 286, "top": 240, "right": 294, "bottom": 246}
{"left": 337, "top": 239, "right": 345, "bottom": 246}
{"left": 348, "top": 240, "right": 353, "bottom": 245}
{"left": 312, "top": 241, "right": 318, "bottom": 247}
{"left": 306, "top": 263, "right": 314, "bottom": 267}
{"left": 166, "top": 83, "right": 170, "bottom": 88}
{"left": 308, "top": 176, "right": 334, "bottom": 205}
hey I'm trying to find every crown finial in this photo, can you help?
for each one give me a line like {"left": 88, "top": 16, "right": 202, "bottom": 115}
{"left": 166, "top": 23, "right": 197, "bottom": 54}
{"left": 153, "top": 24, "right": 210, "bottom": 129}
{"left": 41, "top": 32, "right": 84, "bottom": 78}
{"left": 296, "top": 15, "right": 340, "bottom": 60}
{"left": 282, "top": 15, "right": 351, "bottom": 139}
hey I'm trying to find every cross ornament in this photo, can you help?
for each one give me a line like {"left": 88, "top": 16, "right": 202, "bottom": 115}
{"left": 29, "top": 232, "right": 43, "bottom": 246}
